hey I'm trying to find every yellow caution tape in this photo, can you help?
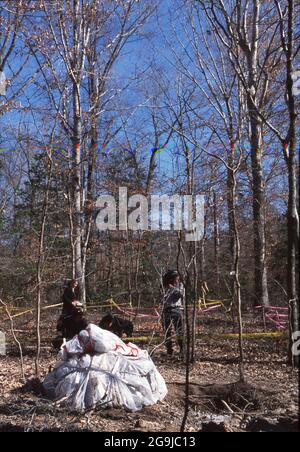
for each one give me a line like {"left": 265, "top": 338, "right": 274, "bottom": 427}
{"left": 86, "top": 302, "right": 130, "bottom": 310}
{"left": 111, "top": 331, "right": 286, "bottom": 342}
{"left": 1, "top": 297, "right": 230, "bottom": 314}
{"left": 200, "top": 299, "right": 231, "bottom": 305}
{"left": 0, "top": 300, "right": 131, "bottom": 320}
{"left": 5, "top": 331, "right": 286, "bottom": 347}
{"left": 213, "top": 331, "right": 286, "bottom": 339}
{"left": 110, "top": 298, "right": 122, "bottom": 310}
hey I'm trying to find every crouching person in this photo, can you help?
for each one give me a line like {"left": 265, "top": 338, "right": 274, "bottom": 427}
{"left": 61, "top": 308, "right": 88, "bottom": 339}
{"left": 99, "top": 313, "right": 134, "bottom": 338}
{"left": 161, "top": 270, "right": 185, "bottom": 357}
{"left": 54, "top": 308, "right": 88, "bottom": 349}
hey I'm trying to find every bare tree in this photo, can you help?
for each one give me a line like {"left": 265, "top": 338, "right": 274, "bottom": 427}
{"left": 274, "top": 0, "right": 299, "bottom": 366}
{"left": 195, "top": 0, "right": 281, "bottom": 306}
{"left": 35, "top": 138, "right": 56, "bottom": 377}
{"left": 27, "top": 0, "right": 156, "bottom": 304}
{"left": 0, "top": 1, "right": 34, "bottom": 115}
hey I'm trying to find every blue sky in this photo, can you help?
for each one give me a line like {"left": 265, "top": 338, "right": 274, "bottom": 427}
{"left": 0, "top": 0, "right": 294, "bottom": 210}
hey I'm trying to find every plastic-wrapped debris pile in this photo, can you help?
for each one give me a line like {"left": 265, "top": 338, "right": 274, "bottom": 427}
{"left": 43, "top": 324, "right": 167, "bottom": 412}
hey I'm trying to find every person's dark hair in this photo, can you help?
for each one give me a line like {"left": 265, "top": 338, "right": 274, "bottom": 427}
{"left": 68, "top": 279, "right": 77, "bottom": 288}
{"left": 163, "top": 270, "right": 179, "bottom": 287}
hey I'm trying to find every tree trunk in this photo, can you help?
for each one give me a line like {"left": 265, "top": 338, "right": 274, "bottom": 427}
{"left": 72, "top": 81, "right": 84, "bottom": 304}
{"left": 231, "top": 169, "right": 245, "bottom": 382}
{"left": 36, "top": 152, "right": 53, "bottom": 377}
{"left": 213, "top": 190, "right": 220, "bottom": 296}
{"left": 227, "top": 143, "right": 236, "bottom": 267}
{"left": 245, "top": 0, "right": 269, "bottom": 307}
{"left": 181, "top": 274, "right": 191, "bottom": 432}
{"left": 248, "top": 111, "right": 269, "bottom": 307}
{"left": 286, "top": 0, "right": 299, "bottom": 367}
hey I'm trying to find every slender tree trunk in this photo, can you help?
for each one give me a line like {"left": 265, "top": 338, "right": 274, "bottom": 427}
{"left": 181, "top": 274, "right": 191, "bottom": 432}
{"left": 248, "top": 109, "right": 269, "bottom": 307}
{"left": 213, "top": 190, "right": 220, "bottom": 296}
{"left": 286, "top": 0, "right": 299, "bottom": 367}
{"left": 246, "top": 0, "right": 269, "bottom": 307}
{"left": 72, "top": 81, "right": 84, "bottom": 303}
{"left": 82, "top": 38, "right": 99, "bottom": 307}
{"left": 191, "top": 241, "right": 198, "bottom": 362}
{"left": 35, "top": 153, "right": 53, "bottom": 377}
{"left": 231, "top": 170, "right": 245, "bottom": 382}
{"left": 200, "top": 209, "right": 207, "bottom": 283}
{"left": 227, "top": 143, "right": 237, "bottom": 326}
{"left": 82, "top": 125, "right": 98, "bottom": 306}
{"left": 227, "top": 143, "right": 236, "bottom": 269}
{"left": 286, "top": 130, "right": 299, "bottom": 368}
{"left": 70, "top": 0, "right": 85, "bottom": 304}
{"left": 67, "top": 186, "right": 76, "bottom": 279}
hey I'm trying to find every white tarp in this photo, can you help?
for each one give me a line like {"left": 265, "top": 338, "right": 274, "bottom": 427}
{"left": 43, "top": 324, "right": 167, "bottom": 412}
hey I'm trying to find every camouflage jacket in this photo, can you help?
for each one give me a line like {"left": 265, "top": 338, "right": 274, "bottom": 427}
{"left": 161, "top": 284, "right": 185, "bottom": 311}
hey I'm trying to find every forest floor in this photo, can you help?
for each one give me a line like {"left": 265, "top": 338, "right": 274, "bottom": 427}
{"left": 0, "top": 308, "right": 299, "bottom": 432}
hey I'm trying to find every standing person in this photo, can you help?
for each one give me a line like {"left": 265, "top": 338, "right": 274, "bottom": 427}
{"left": 62, "top": 279, "right": 81, "bottom": 316}
{"left": 161, "top": 270, "right": 185, "bottom": 357}
{"left": 56, "top": 280, "right": 83, "bottom": 340}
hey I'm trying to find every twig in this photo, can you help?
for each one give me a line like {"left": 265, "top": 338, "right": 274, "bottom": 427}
{"left": 0, "top": 297, "right": 26, "bottom": 382}
{"left": 221, "top": 399, "right": 234, "bottom": 413}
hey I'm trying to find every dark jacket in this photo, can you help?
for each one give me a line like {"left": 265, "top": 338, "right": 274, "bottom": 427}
{"left": 62, "top": 287, "right": 80, "bottom": 314}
